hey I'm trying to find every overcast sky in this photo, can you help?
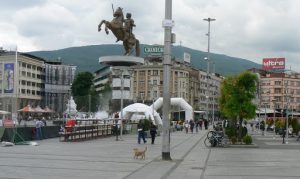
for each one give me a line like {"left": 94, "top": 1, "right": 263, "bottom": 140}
{"left": 1, "top": 0, "right": 299, "bottom": 72}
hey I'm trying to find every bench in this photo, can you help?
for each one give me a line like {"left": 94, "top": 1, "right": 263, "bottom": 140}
{"left": 59, "top": 124, "right": 112, "bottom": 142}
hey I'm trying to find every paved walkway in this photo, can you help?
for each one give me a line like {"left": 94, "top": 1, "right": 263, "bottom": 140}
{"left": 1, "top": 129, "right": 300, "bottom": 178}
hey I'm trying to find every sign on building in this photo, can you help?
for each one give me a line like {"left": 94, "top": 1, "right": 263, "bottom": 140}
{"left": 144, "top": 46, "right": 164, "bottom": 57}
{"left": 183, "top": 52, "right": 191, "bottom": 63}
{"left": 4, "top": 63, "right": 14, "bottom": 93}
{"left": 262, "top": 58, "right": 285, "bottom": 70}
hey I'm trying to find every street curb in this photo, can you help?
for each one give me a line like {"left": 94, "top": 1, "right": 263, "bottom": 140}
{"left": 227, "top": 143, "right": 259, "bottom": 148}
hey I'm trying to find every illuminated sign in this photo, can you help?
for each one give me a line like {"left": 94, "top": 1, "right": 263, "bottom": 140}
{"left": 262, "top": 58, "right": 285, "bottom": 70}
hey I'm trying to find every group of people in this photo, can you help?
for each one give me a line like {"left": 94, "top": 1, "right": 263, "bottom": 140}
{"left": 183, "top": 119, "right": 209, "bottom": 133}
{"left": 137, "top": 120, "right": 157, "bottom": 144}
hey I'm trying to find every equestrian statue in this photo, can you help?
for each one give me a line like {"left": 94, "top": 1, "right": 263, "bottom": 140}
{"left": 98, "top": 6, "right": 140, "bottom": 56}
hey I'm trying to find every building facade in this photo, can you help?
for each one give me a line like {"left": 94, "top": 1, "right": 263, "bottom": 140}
{"left": 0, "top": 51, "right": 45, "bottom": 118}
{"left": 0, "top": 50, "right": 76, "bottom": 118}
{"left": 259, "top": 71, "right": 300, "bottom": 113}
{"left": 44, "top": 61, "right": 76, "bottom": 114}
{"left": 94, "top": 56, "right": 223, "bottom": 118}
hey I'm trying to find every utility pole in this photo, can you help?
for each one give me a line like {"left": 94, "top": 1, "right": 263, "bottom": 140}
{"left": 203, "top": 17, "right": 215, "bottom": 125}
{"left": 162, "top": 0, "right": 173, "bottom": 160}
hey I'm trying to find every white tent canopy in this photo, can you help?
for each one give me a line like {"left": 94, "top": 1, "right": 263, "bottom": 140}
{"left": 151, "top": 97, "right": 194, "bottom": 121}
{"left": 121, "top": 103, "right": 162, "bottom": 125}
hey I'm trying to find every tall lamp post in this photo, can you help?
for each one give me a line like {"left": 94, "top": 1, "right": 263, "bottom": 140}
{"left": 69, "top": 83, "right": 72, "bottom": 119}
{"left": 284, "top": 81, "right": 289, "bottom": 144}
{"left": 204, "top": 57, "right": 210, "bottom": 123}
{"left": 263, "top": 103, "right": 267, "bottom": 136}
{"left": 272, "top": 99, "right": 277, "bottom": 139}
{"left": 162, "top": 0, "right": 174, "bottom": 160}
{"left": 204, "top": 17, "right": 215, "bottom": 125}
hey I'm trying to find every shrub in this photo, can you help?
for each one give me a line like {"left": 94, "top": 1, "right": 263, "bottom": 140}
{"left": 243, "top": 135, "right": 252, "bottom": 145}
{"left": 231, "top": 136, "right": 237, "bottom": 144}
{"left": 225, "top": 126, "right": 237, "bottom": 138}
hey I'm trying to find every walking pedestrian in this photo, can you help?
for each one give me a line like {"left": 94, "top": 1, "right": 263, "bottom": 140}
{"left": 35, "top": 118, "right": 44, "bottom": 140}
{"left": 150, "top": 122, "right": 157, "bottom": 144}
{"left": 137, "top": 120, "right": 147, "bottom": 144}
{"left": 189, "top": 120, "right": 195, "bottom": 133}
{"left": 184, "top": 120, "right": 189, "bottom": 134}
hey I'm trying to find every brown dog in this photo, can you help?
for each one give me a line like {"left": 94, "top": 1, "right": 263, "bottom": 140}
{"left": 133, "top": 147, "right": 147, "bottom": 159}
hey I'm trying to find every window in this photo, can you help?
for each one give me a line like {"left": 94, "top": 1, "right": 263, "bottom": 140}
{"left": 153, "top": 80, "right": 157, "bottom": 85}
{"left": 139, "top": 71, "right": 145, "bottom": 76}
{"left": 139, "top": 92, "right": 145, "bottom": 99}
{"left": 274, "top": 88, "right": 281, "bottom": 94}
{"left": 274, "top": 81, "right": 281, "bottom": 85}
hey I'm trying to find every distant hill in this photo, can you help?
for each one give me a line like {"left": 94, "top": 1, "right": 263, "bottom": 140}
{"left": 28, "top": 44, "right": 261, "bottom": 76}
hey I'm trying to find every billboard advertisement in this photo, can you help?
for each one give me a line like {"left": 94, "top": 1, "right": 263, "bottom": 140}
{"left": 183, "top": 52, "right": 191, "bottom": 63}
{"left": 262, "top": 58, "right": 285, "bottom": 70}
{"left": 144, "top": 45, "right": 164, "bottom": 57}
{"left": 4, "top": 63, "right": 14, "bottom": 93}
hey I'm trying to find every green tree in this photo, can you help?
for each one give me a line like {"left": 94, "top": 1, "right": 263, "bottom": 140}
{"left": 219, "top": 71, "right": 258, "bottom": 140}
{"left": 72, "top": 72, "right": 99, "bottom": 112}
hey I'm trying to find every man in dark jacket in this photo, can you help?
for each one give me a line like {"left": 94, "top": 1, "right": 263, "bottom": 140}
{"left": 137, "top": 120, "right": 147, "bottom": 144}
{"left": 150, "top": 122, "right": 157, "bottom": 144}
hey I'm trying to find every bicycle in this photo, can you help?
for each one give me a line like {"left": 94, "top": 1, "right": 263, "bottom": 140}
{"left": 204, "top": 130, "right": 225, "bottom": 147}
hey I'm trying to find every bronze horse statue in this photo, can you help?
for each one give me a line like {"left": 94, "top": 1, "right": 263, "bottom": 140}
{"left": 98, "top": 7, "right": 140, "bottom": 56}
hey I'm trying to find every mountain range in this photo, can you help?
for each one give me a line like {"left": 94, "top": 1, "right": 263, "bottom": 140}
{"left": 28, "top": 44, "right": 261, "bottom": 76}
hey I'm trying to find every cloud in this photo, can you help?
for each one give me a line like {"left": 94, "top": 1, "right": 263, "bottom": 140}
{"left": 0, "top": 22, "right": 37, "bottom": 51}
{"left": 0, "top": 0, "right": 300, "bottom": 72}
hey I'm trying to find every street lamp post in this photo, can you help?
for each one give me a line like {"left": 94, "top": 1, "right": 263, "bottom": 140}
{"left": 272, "top": 99, "right": 277, "bottom": 139}
{"left": 162, "top": 0, "right": 173, "bottom": 160}
{"left": 150, "top": 82, "right": 156, "bottom": 122}
{"left": 263, "top": 103, "right": 267, "bottom": 136}
{"left": 204, "top": 17, "right": 215, "bottom": 125}
{"left": 284, "top": 81, "right": 289, "bottom": 144}
{"left": 69, "top": 83, "right": 72, "bottom": 119}
{"left": 212, "top": 80, "right": 215, "bottom": 125}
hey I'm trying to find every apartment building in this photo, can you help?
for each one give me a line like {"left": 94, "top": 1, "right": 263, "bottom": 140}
{"left": 0, "top": 50, "right": 76, "bottom": 117}
{"left": 94, "top": 56, "right": 223, "bottom": 117}
{"left": 259, "top": 71, "right": 300, "bottom": 112}
{"left": 0, "top": 51, "right": 45, "bottom": 115}
{"left": 44, "top": 61, "right": 76, "bottom": 113}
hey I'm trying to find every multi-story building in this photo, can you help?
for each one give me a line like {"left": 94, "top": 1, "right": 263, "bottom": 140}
{"left": 259, "top": 71, "right": 300, "bottom": 113}
{"left": 44, "top": 61, "right": 76, "bottom": 114}
{"left": 132, "top": 57, "right": 222, "bottom": 115}
{"left": 0, "top": 50, "right": 76, "bottom": 118}
{"left": 94, "top": 66, "right": 111, "bottom": 92}
{"left": 94, "top": 56, "right": 223, "bottom": 119}
{"left": 0, "top": 51, "right": 45, "bottom": 117}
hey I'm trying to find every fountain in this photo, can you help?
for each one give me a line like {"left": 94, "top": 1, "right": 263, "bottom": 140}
{"left": 65, "top": 96, "right": 78, "bottom": 117}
